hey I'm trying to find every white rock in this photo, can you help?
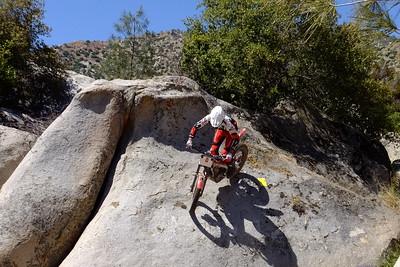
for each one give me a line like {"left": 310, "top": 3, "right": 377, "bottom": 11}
{"left": 0, "top": 126, "right": 36, "bottom": 187}
{"left": 0, "top": 83, "right": 130, "bottom": 266}
{"left": 349, "top": 227, "right": 366, "bottom": 238}
{"left": 66, "top": 70, "right": 95, "bottom": 94}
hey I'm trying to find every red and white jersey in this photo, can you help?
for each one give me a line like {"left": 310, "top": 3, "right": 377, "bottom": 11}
{"left": 189, "top": 114, "right": 238, "bottom": 138}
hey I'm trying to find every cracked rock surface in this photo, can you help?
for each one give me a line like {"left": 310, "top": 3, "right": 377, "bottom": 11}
{"left": 62, "top": 77, "right": 399, "bottom": 267}
{"left": 0, "top": 76, "right": 399, "bottom": 267}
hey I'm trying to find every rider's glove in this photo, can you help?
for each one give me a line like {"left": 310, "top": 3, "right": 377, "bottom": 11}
{"left": 186, "top": 138, "right": 193, "bottom": 149}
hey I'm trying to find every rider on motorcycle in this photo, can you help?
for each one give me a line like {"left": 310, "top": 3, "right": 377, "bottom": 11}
{"left": 186, "top": 106, "right": 239, "bottom": 163}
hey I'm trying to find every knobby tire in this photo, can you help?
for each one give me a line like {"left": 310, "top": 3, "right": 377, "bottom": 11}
{"left": 228, "top": 144, "right": 249, "bottom": 180}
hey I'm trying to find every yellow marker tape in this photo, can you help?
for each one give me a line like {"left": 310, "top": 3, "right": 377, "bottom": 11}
{"left": 257, "top": 178, "right": 268, "bottom": 187}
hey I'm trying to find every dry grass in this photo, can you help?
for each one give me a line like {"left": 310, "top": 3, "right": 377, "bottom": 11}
{"left": 380, "top": 184, "right": 400, "bottom": 210}
{"left": 247, "top": 154, "right": 261, "bottom": 169}
{"left": 246, "top": 145, "right": 294, "bottom": 178}
{"left": 377, "top": 180, "right": 400, "bottom": 266}
{"left": 291, "top": 195, "right": 306, "bottom": 216}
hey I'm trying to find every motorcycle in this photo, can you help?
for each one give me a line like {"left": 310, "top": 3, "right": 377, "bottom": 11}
{"left": 189, "top": 128, "right": 248, "bottom": 212}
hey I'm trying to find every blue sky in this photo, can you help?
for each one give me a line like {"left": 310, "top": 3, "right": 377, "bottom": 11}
{"left": 43, "top": 0, "right": 201, "bottom": 45}
{"left": 43, "top": 0, "right": 399, "bottom": 45}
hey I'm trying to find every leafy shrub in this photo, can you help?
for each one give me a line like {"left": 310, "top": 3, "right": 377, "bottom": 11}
{"left": 182, "top": 0, "right": 399, "bottom": 136}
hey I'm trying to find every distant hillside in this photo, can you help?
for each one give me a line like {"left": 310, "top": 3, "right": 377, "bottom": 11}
{"left": 378, "top": 38, "right": 400, "bottom": 70}
{"left": 376, "top": 38, "right": 400, "bottom": 97}
{"left": 55, "top": 30, "right": 183, "bottom": 78}
{"left": 55, "top": 30, "right": 399, "bottom": 98}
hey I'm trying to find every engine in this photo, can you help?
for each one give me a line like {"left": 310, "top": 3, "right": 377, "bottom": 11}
{"left": 209, "top": 165, "right": 227, "bottom": 183}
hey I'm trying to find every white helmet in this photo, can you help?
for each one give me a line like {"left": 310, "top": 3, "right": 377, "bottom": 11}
{"left": 210, "top": 106, "right": 225, "bottom": 127}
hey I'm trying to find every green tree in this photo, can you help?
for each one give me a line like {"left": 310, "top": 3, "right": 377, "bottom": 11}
{"left": 302, "top": 1, "right": 399, "bottom": 35}
{"left": 334, "top": 0, "right": 399, "bottom": 34}
{"left": 0, "top": 0, "right": 69, "bottom": 113}
{"left": 97, "top": 6, "right": 155, "bottom": 80}
{"left": 182, "top": 0, "right": 399, "bottom": 136}
{"left": 183, "top": 0, "right": 293, "bottom": 108}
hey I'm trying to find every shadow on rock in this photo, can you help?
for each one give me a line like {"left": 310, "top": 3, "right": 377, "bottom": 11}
{"left": 190, "top": 173, "right": 297, "bottom": 267}
{"left": 252, "top": 102, "right": 391, "bottom": 192}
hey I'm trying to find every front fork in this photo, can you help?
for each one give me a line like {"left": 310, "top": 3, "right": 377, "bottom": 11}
{"left": 190, "top": 165, "right": 201, "bottom": 192}
{"left": 190, "top": 166, "right": 208, "bottom": 195}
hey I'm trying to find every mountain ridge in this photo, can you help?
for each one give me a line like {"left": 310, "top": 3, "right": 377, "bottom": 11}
{"left": 55, "top": 30, "right": 183, "bottom": 78}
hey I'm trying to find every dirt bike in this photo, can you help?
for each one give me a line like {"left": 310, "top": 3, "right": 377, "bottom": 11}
{"left": 189, "top": 128, "right": 248, "bottom": 212}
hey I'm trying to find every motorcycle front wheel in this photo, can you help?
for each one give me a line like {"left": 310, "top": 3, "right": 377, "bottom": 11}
{"left": 190, "top": 172, "right": 205, "bottom": 212}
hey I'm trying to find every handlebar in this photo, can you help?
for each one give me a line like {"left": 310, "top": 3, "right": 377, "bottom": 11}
{"left": 188, "top": 145, "right": 224, "bottom": 162}
{"left": 188, "top": 145, "right": 203, "bottom": 153}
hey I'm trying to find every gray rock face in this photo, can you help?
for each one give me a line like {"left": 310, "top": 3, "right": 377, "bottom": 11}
{"left": 66, "top": 70, "right": 95, "bottom": 95}
{"left": 0, "top": 76, "right": 398, "bottom": 267}
{"left": 254, "top": 101, "right": 391, "bottom": 195}
{"left": 381, "top": 135, "right": 400, "bottom": 163}
{"left": 0, "top": 84, "right": 129, "bottom": 266}
{"left": 0, "top": 108, "right": 47, "bottom": 135}
{"left": 0, "top": 126, "right": 36, "bottom": 187}
{"left": 61, "top": 77, "right": 399, "bottom": 267}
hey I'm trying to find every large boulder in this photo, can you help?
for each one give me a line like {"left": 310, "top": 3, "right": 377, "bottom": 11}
{"left": 0, "top": 84, "right": 131, "bottom": 266}
{"left": 66, "top": 70, "right": 95, "bottom": 95}
{"left": 381, "top": 135, "right": 400, "bottom": 163}
{"left": 0, "top": 126, "right": 36, "bottom": 187}
{"left": 0, "top": 76, "right": 398, "bottom": 267}
{"left": 61, "top": 77, "right": 400, "bottom": 267}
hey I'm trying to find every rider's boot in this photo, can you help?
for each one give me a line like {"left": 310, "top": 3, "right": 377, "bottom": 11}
{"left": 223, "top": 153, "right": 233, "bottom": 164}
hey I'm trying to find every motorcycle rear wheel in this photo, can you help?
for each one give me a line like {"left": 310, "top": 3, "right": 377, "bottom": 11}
{"left": 227, "top": 144, "right": 248, "bottom": 180}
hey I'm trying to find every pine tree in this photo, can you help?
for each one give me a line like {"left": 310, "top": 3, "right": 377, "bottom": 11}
{"left": 97, "top": 6, "right": 156, "bottom": 80}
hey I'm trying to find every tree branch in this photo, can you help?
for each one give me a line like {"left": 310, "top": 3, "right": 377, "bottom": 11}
{"left": 331, "top": 0, "right": 389, "bottom": 7}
